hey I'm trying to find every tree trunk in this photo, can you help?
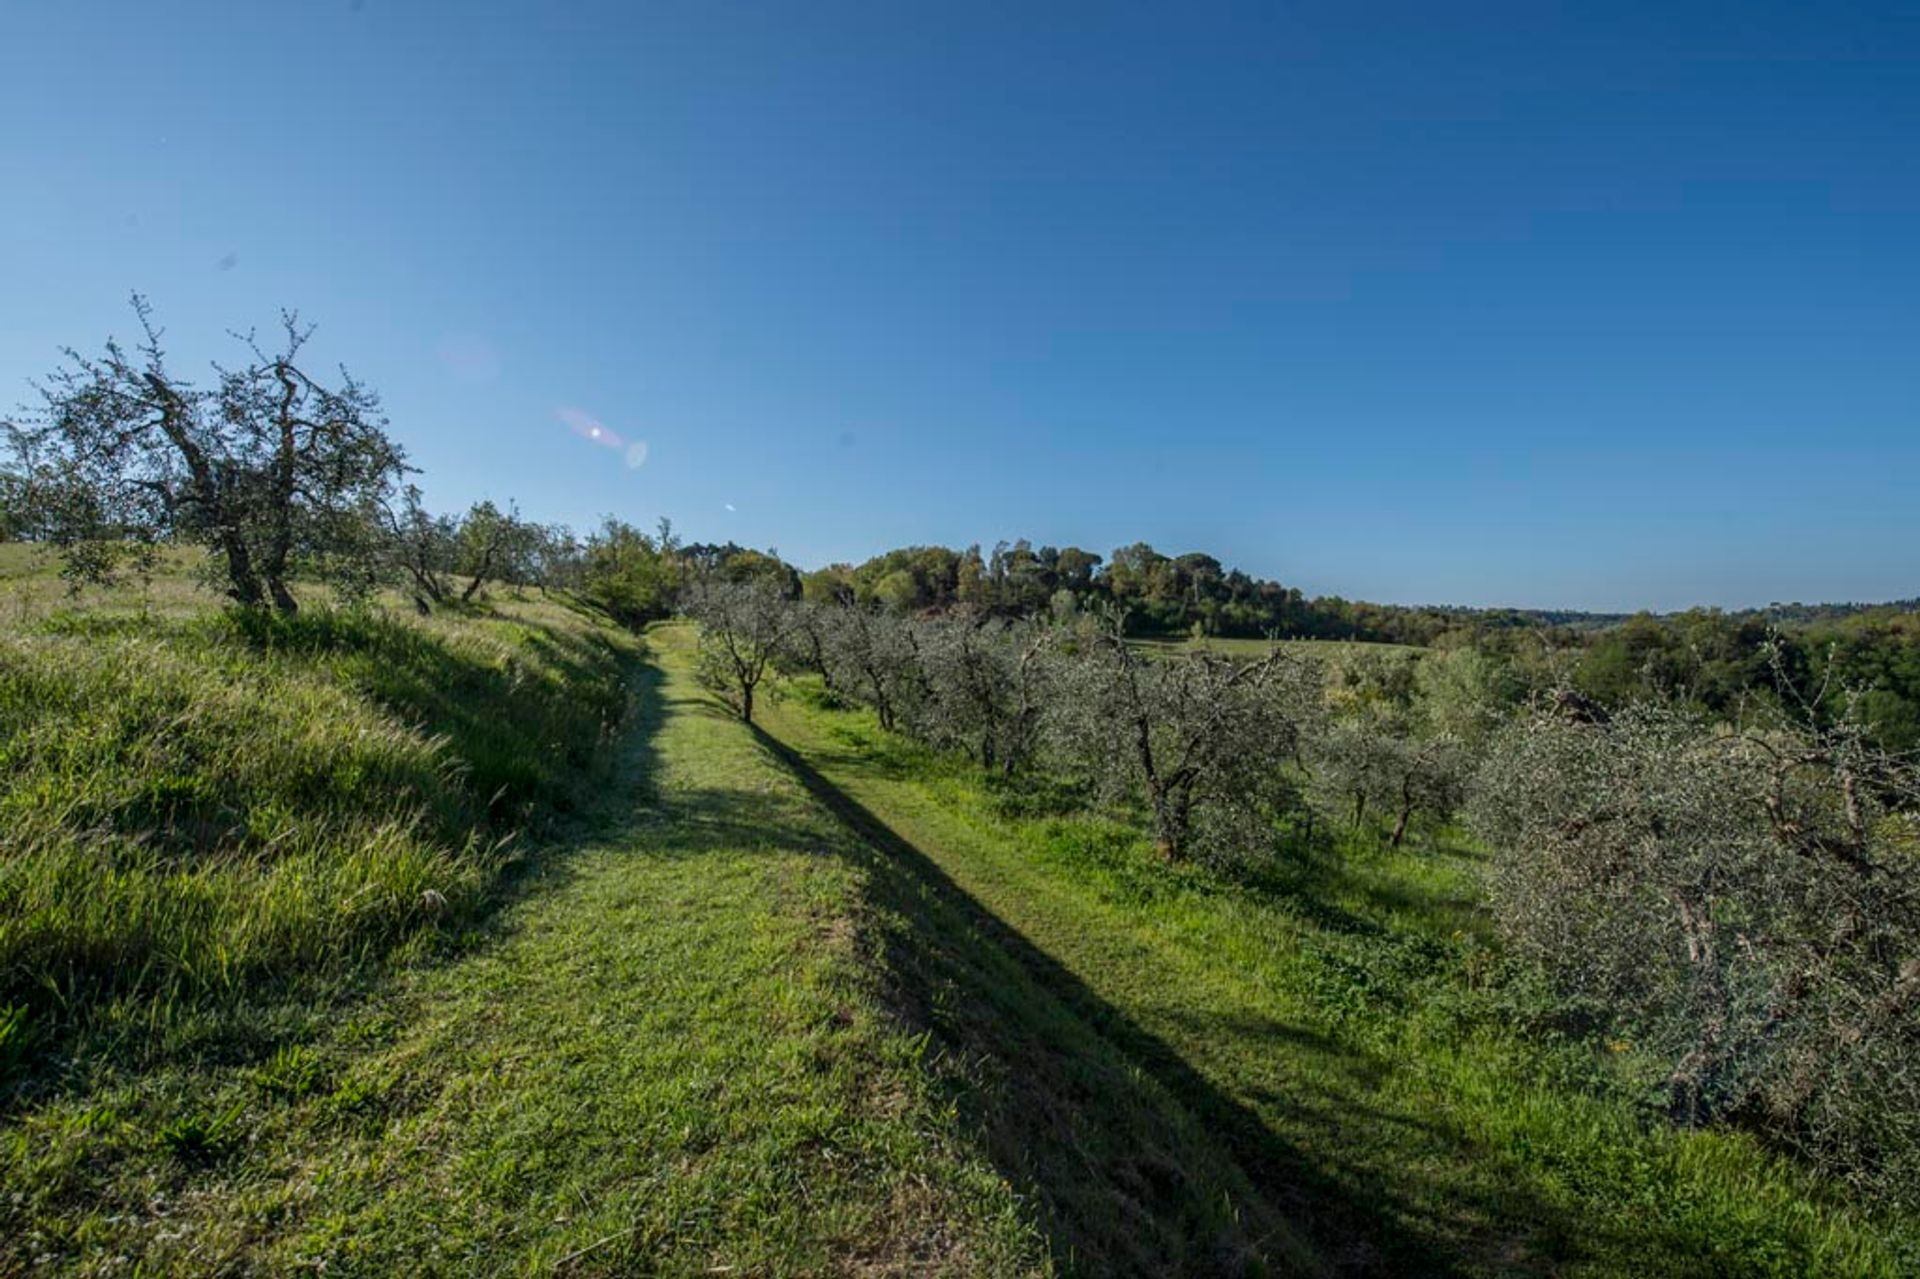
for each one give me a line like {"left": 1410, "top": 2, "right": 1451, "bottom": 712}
{"left": 739, "top": 681, "right": 754, "bottom": 724}
{"left": 219, "top": 531, "right": 265, "bottom": 608}
{"left": 262, "top": 362, "right": 301, "bottom": 614}
{"left": 148, "top": 383, "right": 262, "bottom": 608}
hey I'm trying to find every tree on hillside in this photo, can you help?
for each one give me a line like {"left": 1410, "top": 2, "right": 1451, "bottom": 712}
{"left": 580, "top": 516, "right": 681, "bottom": 627}
{"left": 783, "top": 597, "right": 843, "bottom": 695}
{"left": 818, "top": 603, "right": 921, "bottom": 732}
{"left": 0, "top": 467, "right": 27, "bottom": 541}
{"left": 1056, "top": 613, "right": 1321, "bottom": 863}
{"left": 1472, "top": 693, "right": 1920, "bottom": 1193}
{"left": 3, "top": 296, "right": 406, "bottom": 611}
{"left": 913, "top": 614, "right": 1055, "bottom": 774}
{"left": 684, "top": 573, "right": 797, "bottom": 724}
{"left": 454, "top": 499, "right": 531, "bottom": 602}
{"left": 1310, "top": 713, "right": 1470, "bottom": 847}
{"left": 383, "top": 483, "right": 458, "bottom": 611}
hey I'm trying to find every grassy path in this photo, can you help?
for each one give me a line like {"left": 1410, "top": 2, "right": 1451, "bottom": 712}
{"left": 752, "top": 669, "right": 1915, "bottom": 1278}
{"left": 6, "top": 629, "right": 1041, "bottom": 1276}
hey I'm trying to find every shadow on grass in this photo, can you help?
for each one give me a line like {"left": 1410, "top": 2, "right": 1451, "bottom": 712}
{"left": 749, "top": 723, "right": 1584, "bottom": 1277}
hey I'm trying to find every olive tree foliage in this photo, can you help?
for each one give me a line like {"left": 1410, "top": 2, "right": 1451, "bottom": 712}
{"left": 453, "top": 499, "right": 533, "bottom": 601}
{"left": 1309, "top": 648, "right": 1478, "bottom": 847}
{"left": 811, "top": 603, "right": 922, "bottom": 732}
{"left": 1052, "top": 614, "right": 1321, "bottom": 864}
{"left": 784, "top": 597, "right": 845, "bottom": 695}
{"left": 3, "top": 297, "right": 407, "bottom": 611}
{"left": 907, "top": 614, "right": 1056, "bottom": 775}
{"left": 379, "top": 489, "right": 567, "bottom": 613}
{"left": 1312, "top": 714, "right": 1471, "bottom": 847}
{"left": 0, "top": 466, "right": 31, "bottom": 541}
{"left": 683, "top": 572, "right": 797, "bottom": 724}
{"left": 1415, "top": 646, "right": 1525, "bottom": 749}
{"left": 382, "top": 483, "right": 459, "bottom": 610}
{"left": 1471, "top": 695, "right": 1920, "bottom": 1197}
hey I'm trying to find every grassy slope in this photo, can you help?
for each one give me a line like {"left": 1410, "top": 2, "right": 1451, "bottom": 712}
{"left": 1, "top": 580, "right": 1041, "bottom": 1274}
{"left": 0, "top": 582, "right": 634, "bottom": 1083}
{"left": 753, "top": 675, "right": 1919, "bottom": 1278}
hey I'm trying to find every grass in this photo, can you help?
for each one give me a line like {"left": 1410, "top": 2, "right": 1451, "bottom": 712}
{"left": 753, "top": 668, "right": 1920, "bottom": 1277}
{"left": 0, "top": 570, "right": 635, "bottom": 1098}
{"left": 0, "top": 585, "right": 1049, "bottom": 1273}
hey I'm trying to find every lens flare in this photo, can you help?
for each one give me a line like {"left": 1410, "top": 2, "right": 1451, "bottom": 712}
{"left": 557, "top": 406, "right": 622, "bottom": 450}
{"left": 558, "top": 407, "right": 649, "bottom": 471}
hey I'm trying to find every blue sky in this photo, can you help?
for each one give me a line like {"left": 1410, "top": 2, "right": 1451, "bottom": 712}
{"left": 2, "top": 1, "right": 1915, "bottom": 611}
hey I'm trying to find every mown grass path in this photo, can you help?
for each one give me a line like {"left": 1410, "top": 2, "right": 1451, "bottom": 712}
{"left": 6, "top": 629, "right": 1041, "bottom": 1276}
{"left": 751, "top": 661, "right": 1914, "bottom": 1278}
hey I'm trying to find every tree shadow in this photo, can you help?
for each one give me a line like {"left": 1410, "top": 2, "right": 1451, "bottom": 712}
{"left": 751, "top": 724, "right": 1588, "bottom": 1277}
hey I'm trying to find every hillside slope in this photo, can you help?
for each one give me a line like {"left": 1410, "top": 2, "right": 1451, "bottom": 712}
{"left": 2, "top": 610, "right": 1052, "bottom": 1274}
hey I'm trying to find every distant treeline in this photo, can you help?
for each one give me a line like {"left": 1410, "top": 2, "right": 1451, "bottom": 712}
{"left": 792, "top": 539, "right": 1521, "bottom": 645}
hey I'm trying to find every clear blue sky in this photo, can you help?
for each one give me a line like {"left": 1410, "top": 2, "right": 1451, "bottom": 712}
{"left": 3, "top": 2, "right": 1915, "bottom": 611}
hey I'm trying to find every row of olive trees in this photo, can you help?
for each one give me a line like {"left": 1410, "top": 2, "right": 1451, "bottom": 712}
{"left": 688, "top": 588, "right": 1349, "bottom": 864}
{"left": 690, "top": 588, "right": 1920, "bottom": 1196}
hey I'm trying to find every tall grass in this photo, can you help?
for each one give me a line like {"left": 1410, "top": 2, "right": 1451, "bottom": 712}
{"left": 0, "top": 597, "right": 636, "bottom": 1088}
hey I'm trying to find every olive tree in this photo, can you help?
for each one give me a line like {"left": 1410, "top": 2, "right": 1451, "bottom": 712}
{"left": 4, "top": 296, "right": 406, "bottom": 612}
{"left": 783, "top": 597, "right": 843, "bottom": 695}
{"left": 911, "top": 614, "right": 1054, "bottom": 775}
{"left": 382, "top": 484, "right": 458, "bottom": 611}
{"left": 1055, "top": 616, "right": 1321, "bottom": 863}
{"left": 453, "top": 499, "right": 539, "bottom": 602}
{"left": 1472, "top": 697, "right": 1920, "bottom": 1196}
{"left": 683, "top": 573, "right": 796, "bottom": 724}
{"left": 580, "top": 516, "right": 681, "bottom": 627}
{"left": 1311, "top": 714, "right": 1470, "bottom": 847}
{"left": 817, "top": 603, "right": 922, "bottom": 732}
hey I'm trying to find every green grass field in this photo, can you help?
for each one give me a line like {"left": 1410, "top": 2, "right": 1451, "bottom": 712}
{"left": 2, "top": 550, "right": 1911, "bottom": 1275}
